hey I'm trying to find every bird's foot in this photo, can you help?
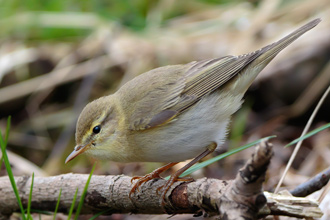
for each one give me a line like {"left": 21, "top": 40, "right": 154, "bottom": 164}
{"left": 129, "top": 162, "right": 178, "bottom": 199}
{"left": 159, "top": 175, "right": 194, "bottom": 206}
{"left": 158, "top": 147, "right": 215, "bottom": 206}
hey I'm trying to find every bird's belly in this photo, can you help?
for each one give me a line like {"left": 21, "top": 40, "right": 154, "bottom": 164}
{"left": 130, "top": 92, "right": 244, "bottom": 162}
{"left": 135, "top": 120, "right": 229, "bottom": 162}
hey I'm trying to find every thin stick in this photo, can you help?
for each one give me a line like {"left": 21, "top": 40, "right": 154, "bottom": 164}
{"left": 290, "top": 166, "right": 330, "bottom": 197}
{"left": 275, "top": 84, "right": 330, "bottom": 193}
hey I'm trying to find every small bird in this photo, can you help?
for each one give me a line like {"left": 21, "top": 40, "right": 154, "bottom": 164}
{"left": 65, "top": 19, "right": 320, "bottom": 200}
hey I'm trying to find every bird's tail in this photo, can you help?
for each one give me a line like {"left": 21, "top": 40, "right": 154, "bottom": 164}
{"left": 251, "top": 18, "right": 321, "bottom": 69}
{"left": 231, "top": 18, "right": 321, "bottom": 94}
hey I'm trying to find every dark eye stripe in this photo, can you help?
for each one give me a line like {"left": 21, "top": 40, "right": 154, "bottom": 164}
{"left": 93, "top": 125, "right": 101, "bottom": 134}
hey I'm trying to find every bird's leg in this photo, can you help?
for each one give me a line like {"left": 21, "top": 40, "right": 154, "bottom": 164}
{"left": 159, "top": 143, "right": 217, "bottom": 205}
{"left": 129, "top": 162, "right": 178, "bottom": 198}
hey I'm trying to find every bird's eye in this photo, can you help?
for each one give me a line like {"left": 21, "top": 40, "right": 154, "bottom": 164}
{"left": 92, "top": 125, "right": 101, "bottom": 134}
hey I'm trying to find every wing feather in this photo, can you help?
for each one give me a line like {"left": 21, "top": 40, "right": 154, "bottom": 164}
{"left": 122, "top": 19, "right": 321, "bottom": 130}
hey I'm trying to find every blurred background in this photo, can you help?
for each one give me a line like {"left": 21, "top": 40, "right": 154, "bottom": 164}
{"left": 0, "top": 0, "right": 329, "bottom": 219}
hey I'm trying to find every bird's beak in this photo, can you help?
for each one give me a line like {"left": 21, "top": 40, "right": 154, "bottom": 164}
{"left": 65, "top": 143, "right": 91, "bottom": 164}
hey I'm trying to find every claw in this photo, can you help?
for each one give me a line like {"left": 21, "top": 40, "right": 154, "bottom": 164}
{"left": 158, "top": 147, "right": 215, "bottom": 206}
{"left": 129, "top": 146, "right": 215, "bottom": 204}
{"left": 130, "top": 176, "right": 141, "bottom": 184}
{"left": 128, "top": 162, "right": 178, "bottom": 199}
{"left": 159, "top": 175, "right": 195, "bottom": 206}
{"left": 129, "top": 173, "right": 159, "bottom": 198}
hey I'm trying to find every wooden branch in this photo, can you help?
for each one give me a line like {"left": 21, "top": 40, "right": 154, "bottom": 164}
{"left": 0, "top": 141, "right": 323, "bottom": 219}
{"left": 290, "top": 166, "right": 330, "bottom": 197}
{"left": 260, "top": 191, "right": 322, "bottom": 218}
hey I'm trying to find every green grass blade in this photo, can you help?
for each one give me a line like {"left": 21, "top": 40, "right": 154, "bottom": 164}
{"left": 165, "top": 135, "right": 276, "bottom": 179}
{"left": 0, "top": 150, "right": 3, "bottom": 171}
{"left": 0, "top": 118, "right": 26, "bottom": 220}
{"left": 27, "top": 172, "right": 34, "bottom": 220}
{"left": 89, "top": 210, "right": 110, "bottom": 220}
{"left": 53, "top": 188, "right": 62, "bottom": 220}
{"left": 67, "top": 188, "right": 78, "bottom": 220}
{"left": 29, "top": 210, "right": 52, "bottom": 215}
{"left": 0, "top": 116, "right": 11, "bottom": 174}
{"left": 285, "top": 123, "right": 330, "bottom": 148}
{"left": 74, "top": 163, "right": 96, "bottom": 220}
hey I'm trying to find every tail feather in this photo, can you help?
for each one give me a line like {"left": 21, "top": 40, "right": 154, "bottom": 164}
{"left": 229, "top": 18, "right": 321, "bottom": 94}
{"left": 249, "top": 18, "right": 321, "bottom": 69}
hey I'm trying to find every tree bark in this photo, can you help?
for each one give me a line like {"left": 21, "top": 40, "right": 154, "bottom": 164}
{"left": 0, "top": 141, "right": 323, "bottom": 219}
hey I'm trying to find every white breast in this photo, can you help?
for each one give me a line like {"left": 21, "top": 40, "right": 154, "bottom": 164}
{"left": 130, "top": 91, "right": 244, "bottom": 162}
